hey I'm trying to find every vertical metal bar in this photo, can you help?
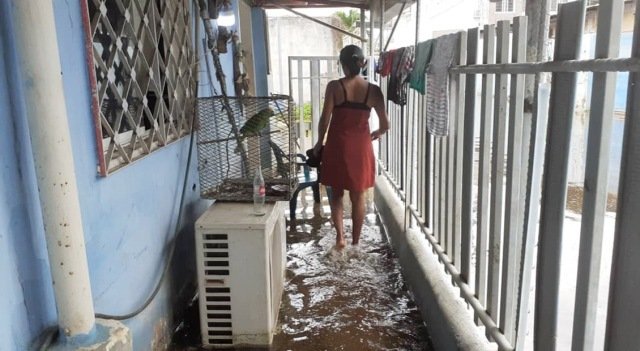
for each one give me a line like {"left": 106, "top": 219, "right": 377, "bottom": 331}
{"left": 605, "top": 0, "right": 640, "bottom": 349}
{"left": 385, "top": 84, "right": 390, "bottom": 170}
{"left": 424, "top": 96, "right": 432, "bottom": 228}
{"left": 392, "top": 104, "right": 397, "bottom": 181}
{"left": 487, "top": 20, "right": 510, "bottom": 328}
{"left": 535, "top": 2, "right": 585, "bottom": 350}
{"left": 418, "top": 93, "right": 425, "bottom": 219}
{"left": 426, "top": 131, "right": 432, "bottom": 229}
{"left": 360, "top": 8, "right": 366, "bottom": 49}
{"left": 379, "top": 0, "right": 385, "bottom": 55}
{"left": 476, "top": 25, "right": 496, "bottom": 322}
{"left": 446, "top": 131, "right": 452, "bottom": 257}
{"left": 288, "top": 57, "right": 293, "bottom": 102}
{"left": 297, "top": 59, "right": 305, "bottom": 149}
{"left": 443, "top": 136, "right": 450, "bottom": 252}
{"left": 572, "top": 2, "right": 622, "bottom": 350}
{"left": 517, "top": 81, "right": 551, "bottom": 351}
{"left": 408, "top": 91, "right": 417, "bottom": 227}
{"left": 415, "top": 0, "right": 421, "bottom": 44}
{"left": 398, "top": 105, "right": 402, "bottom": 186}
{"left": 500, "top": 16, "right": 528, "bottom": 345}
{"left": 394, "top": 105, "right": 399, "bottom": 182}
{"left": 462, "top": 28, "right": 479, "bottom": 283}
{"left": 434, "top": 138, "right": 441, "bottom": 243}
{"left": 401, "top": 103, "right": 406, "bottom": 191}
{"left": 369, "top": 8, "right": 374, "bottom": 57}
{"left": 518, "top": 0, "right": 552, "bottom": 347}
{"left": 311, "top": 59, "right": 321, "bottom": 146}
{"left": 453, "top": 32, "right": 468, "bottom": 271}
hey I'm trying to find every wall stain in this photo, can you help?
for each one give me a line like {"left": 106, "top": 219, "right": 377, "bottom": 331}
{"left": 150, "top": 318, "right": 170, "bottom": 351}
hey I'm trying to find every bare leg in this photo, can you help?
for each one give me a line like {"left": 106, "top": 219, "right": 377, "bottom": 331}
{"left": 329, "top": 187, "right": 346, "bottom": 248}
{"left": 349, "top": 190, "right": 366, "bottom": 245}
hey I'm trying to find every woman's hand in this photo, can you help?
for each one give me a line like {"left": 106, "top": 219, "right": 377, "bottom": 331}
{"left": 313, "top": 142, "right": 323, "bottom": 157}
{"left": 371, "top": 129, "right": 386, "bottom": 141}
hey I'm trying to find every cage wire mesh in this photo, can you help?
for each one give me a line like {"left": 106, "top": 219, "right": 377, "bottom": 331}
{"left": 196, "top": 95, "right": 297, "bottom": 202}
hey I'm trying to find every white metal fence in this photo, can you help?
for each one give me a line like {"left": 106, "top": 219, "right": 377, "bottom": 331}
{"left": 379, "top": 0, "right": 640, "bottom": 350}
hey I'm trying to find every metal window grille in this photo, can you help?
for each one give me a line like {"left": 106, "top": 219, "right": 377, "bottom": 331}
{"left": 82, "top": 0, "right": 196, "bottom": 176}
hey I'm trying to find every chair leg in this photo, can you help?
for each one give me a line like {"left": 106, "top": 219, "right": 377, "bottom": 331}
{"left": 312, "top": 181, "right": 320, "bottom": 203}
{"left": 289, "top": 196, "right": 297, "bottom": 222}
{"left": 290, "top": 186, "right": 305, "bottom": 221}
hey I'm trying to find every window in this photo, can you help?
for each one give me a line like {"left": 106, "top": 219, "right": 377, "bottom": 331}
{"left": 551, "top": 0, "right": 598, "bottom": 13}
{"left": 82, "top": 0, "right": 196, "bottom": 175}
{"left": 495, "top": 0, "right": 514, "bottom": 13}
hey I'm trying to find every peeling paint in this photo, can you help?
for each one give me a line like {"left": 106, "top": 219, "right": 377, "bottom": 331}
{"left": 149, "top": 319, "right": 170, "bottom": 351}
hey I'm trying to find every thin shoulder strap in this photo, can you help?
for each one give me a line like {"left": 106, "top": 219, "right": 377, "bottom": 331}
{"left": 338, "top": 79, "right": 348, "bottom": 102}
{"left": 363, "top": 83, "right": 371, "bottom": 104}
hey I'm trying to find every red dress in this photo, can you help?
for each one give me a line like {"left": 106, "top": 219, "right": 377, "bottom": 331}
{"left": 320, "top": 81, "right": 375, "bottom": 191}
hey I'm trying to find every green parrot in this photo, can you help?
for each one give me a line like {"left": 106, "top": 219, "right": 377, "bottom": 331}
{"left": 239, "top": 107, "right": 275, "bottom": 137}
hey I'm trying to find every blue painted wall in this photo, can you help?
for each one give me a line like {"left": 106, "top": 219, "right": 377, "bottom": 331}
{"left": 0, "top": 0, "right": 241, "bottom": 349}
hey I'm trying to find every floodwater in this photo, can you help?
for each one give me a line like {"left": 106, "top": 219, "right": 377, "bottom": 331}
{"left": 172, "top": 191, "right": 432, "bottom": 350}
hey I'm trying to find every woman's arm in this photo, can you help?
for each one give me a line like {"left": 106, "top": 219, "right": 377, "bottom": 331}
{"left": 370, "top": 85, "right": 389, "bottom": 140}
{"left": 313, "top": 81, "right": 336, "bottom": 155}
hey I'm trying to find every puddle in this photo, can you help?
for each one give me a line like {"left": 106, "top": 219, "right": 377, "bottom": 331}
{"left": 172, "top": 196, "right": 432, "bottom": 350}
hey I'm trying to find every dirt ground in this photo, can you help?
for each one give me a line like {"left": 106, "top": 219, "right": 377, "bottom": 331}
{"left": 566, "top": 185, "right": 618, "bottom": 213}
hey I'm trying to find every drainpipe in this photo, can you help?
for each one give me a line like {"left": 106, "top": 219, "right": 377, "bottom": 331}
{"left": 11, "top": 0, "right": 95, "bottom": 338}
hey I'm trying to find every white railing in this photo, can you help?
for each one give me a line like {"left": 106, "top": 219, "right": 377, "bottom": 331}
{"left": 379, "top": 0, "right": 640, "bottom": 350}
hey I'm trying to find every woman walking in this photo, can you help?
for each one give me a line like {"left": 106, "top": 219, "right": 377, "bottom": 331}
{"left": 313, "top": 45, "right": 389, "bottom": 248}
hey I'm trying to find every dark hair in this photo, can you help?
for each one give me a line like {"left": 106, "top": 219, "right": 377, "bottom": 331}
{"left": 339, "top": 45, "right": 365, "bottom": 77}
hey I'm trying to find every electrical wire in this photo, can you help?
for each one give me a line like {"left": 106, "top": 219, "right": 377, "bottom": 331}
{"left": 35, "top": 3, "right": 205, "bottom": 348}
{"left": 94, "top": 113, "right": 197, "bottom": 320}
{"left": 92, "top": 1, "right": 204, "bottom": 322}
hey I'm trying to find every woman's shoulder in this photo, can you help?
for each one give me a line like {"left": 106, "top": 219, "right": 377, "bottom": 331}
{"left": 368, "top": 82, "right": 383, "bottom": 95}
{"left": 326, "top": 79, "right": 341, "bottom": 90}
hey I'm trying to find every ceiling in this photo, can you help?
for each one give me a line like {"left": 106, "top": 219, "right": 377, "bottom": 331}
{"left": 247, "top": 0, "right": 414, "bottom": 11}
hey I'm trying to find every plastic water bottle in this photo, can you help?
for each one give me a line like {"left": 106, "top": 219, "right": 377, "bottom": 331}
{"left": 253, "top": 165, "right": 266, "bottom": 216}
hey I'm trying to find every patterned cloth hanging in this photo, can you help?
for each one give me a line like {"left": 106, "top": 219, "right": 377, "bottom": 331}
{"left": 426, "top": 33, "right": 459, "bottom": 136}
{"left": 387, "top": 46, "right": 415, "bottom": 106}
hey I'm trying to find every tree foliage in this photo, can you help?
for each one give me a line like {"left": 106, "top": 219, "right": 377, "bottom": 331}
{"left": 334, "top": 10, "right": 360, "bottom": 33}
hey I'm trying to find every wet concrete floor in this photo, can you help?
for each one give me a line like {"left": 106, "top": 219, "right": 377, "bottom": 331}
{"left": 172, "top": 189, "right": 432, "bottom": 350}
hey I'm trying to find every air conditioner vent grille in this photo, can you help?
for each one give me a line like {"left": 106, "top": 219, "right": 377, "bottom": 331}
{"left": 200, "top": 232, "right": 233, "bottom": 346}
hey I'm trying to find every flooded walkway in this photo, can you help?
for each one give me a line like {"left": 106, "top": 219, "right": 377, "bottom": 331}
{"left": 172, "top": 188, "right": 432, "bottom": 350}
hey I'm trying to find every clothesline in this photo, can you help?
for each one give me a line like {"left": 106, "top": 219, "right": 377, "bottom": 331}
{"left": 375, "top": 33, "right": 461, "bottom": 137}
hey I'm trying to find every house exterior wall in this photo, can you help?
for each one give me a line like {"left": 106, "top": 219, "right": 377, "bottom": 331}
{"left": 0, "top": 0, "right": 239, "bottom": 349}
{"left": 265, "top": 12, "right": 341, "bottom": 96}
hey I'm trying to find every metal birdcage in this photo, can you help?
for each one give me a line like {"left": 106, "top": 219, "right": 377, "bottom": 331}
{"left": 196, "top": 95, "right": 297, "bottom": 202}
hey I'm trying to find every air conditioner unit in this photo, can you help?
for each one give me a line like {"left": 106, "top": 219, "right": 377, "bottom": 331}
{"left": 195, "top": 202, "right": 287, "bottom": 347}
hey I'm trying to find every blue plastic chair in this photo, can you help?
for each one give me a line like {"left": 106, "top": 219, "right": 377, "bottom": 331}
{"left": 267, "top": 141, "right": 321, "bottom": 221}
{"left": 289, "top": 154, "right": 321, "bottom": 222}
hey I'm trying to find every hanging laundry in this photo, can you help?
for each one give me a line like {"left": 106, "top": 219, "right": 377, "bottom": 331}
{"left": 376, "top": 50, "right": 395, "bottom": 77}
{"left": 426, "top": 33, "right": 459, "bottom": 136}
{"left": 387, "top": 46, "right": 415, "bottom": 105}
{"left": 409, "top": 39, "right": 434, "bottom": 94}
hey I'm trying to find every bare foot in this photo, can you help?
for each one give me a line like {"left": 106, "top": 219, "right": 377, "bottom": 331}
{"left": 335, "top": 239, "right": 347, "bottom": 250}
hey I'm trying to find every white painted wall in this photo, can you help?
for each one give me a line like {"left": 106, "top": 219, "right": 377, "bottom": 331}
{"left": 266, "top": 10, "right": 342, "bottom": 96}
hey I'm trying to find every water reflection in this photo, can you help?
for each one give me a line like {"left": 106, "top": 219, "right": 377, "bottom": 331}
{"left": 272, "top": 208, "right": 432, "bottom": 351}
{"left": 172, "top": 193, "right": 432, "bottom": 350}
